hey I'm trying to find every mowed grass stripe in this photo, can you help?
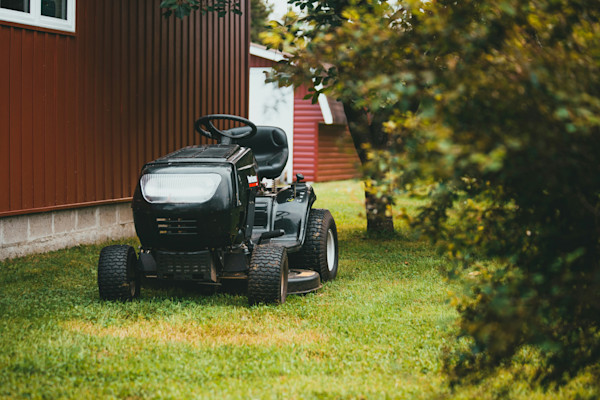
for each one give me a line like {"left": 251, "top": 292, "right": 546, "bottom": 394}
{"left": 0, "top": 180, "right": 597, "bottom": 399}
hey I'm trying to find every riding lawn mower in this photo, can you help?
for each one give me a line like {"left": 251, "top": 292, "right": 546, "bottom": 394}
{"left": 97, "top": 114, "right": 339, "bottom": 305}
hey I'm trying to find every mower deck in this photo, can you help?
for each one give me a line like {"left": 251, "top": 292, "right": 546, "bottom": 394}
{"left": 287, "top": 269, "right": 322, "bottom": 295}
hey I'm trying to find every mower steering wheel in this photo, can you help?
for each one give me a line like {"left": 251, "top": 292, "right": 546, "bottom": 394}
{"left": 195, "top": 114, "right": 257, "bottom": 141}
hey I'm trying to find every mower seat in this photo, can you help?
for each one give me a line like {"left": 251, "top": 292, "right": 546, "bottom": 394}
{"left": 227, "top": 126, "right": 289, "bottom": 180}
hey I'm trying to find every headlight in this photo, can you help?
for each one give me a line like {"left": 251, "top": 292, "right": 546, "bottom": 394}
{"left": 140, "top": 173, "right": 222, "bottom": 204}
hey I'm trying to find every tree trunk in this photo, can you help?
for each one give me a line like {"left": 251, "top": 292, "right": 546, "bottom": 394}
{"left": 365, "top": 190, "right": 394, "bottom": 233}
{"left": 342, "top": 102, "right": 395, "bottom": 234}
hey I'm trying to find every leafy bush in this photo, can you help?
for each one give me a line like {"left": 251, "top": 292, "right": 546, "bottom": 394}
{"left": 385, "top": 0, "right": 600, "bottom": 383}
{"left": 270, "top": 0, "right": 600, "bottom": 383}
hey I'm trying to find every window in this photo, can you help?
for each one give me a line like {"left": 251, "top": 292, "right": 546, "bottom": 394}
{"left": 0, "top": 0, "right": 75, "bottom": 32}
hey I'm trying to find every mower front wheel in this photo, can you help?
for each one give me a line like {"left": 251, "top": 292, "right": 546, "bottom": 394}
{"left": 248, "top": 245, "right": 288, "bottom": 305}
{"left": 98, "top": 245, "right": 140, "bottom": 301}
{"left": 291, "top": 209, "right": 339, "bottom": 281}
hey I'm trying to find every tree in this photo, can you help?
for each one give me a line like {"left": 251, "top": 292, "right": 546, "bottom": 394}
{"left": 269, "top": 0, "right": 600, "bottom": 384}
{"left": 160, "top": 0, "right": 273, "bottom": 40}
{"left": 263, "top": 1, "right": 403, "bottom": 233}
{"left": 250, "top": 0, "right": 273, "bottom": 43}
{"left": 160, "top": 0, "right": 241, "bottom": 18}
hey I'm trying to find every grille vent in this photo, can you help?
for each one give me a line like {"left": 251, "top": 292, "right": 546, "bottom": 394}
{"left": 254, "top": 203, "right": 268, "bottom": 227}
{"left": 155, "top": 250, "right": 211, "bottom": 279}
{"left": 156, "top": 217, "right": 198, "bottom": 236}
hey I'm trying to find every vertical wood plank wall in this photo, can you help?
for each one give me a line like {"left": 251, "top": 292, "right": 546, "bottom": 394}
{"left": 0, "top": 0, "right": 250, "bottom": 217}
{"left": 292, "top": 85, "right": 320, "bottom": 182}
{"left": 316, "top": 124, "right": 360, "bottom": 182}
{"left": 250, "top": 53, "right": 359, "bottom": 183}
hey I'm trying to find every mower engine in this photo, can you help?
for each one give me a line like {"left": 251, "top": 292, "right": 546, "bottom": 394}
{"left": 132, "top": 144, "right": 258, "bottom": 281}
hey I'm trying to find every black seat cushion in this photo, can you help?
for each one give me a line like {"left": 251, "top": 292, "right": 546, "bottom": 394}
{"left": 227, "top": 126, "right": 289, "bottom": 180}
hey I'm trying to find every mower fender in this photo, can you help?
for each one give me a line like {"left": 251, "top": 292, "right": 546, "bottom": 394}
{"left": 269, "top": 184, "right": 316, "bottom": 251}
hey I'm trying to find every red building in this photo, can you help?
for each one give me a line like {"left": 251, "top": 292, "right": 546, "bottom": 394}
{"left": 249, "top": 43, "right": 360, "bottom": 183}
{"left": 0, "top": 0, "right": 251, "bottom": 259}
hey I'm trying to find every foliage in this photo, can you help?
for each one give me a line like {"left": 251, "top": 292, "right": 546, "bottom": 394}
{"left": 401, "top": 0, "right": 600, "bottom": 385}
{"left": 269, "top": 0, "right": 600, "bottom": 384}
{"left": 250, "top": 0, "right": 273, "bottom": 43}
{"left": 160, "top": 0, "right": 241, "bottom": 18}
{"left": 262, "top": 1, "right": 407, "bottom": 233}
{"left": 1, "top": 181, "right": 599, "bottom": 398}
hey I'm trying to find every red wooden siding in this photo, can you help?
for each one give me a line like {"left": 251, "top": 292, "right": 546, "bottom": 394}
{"left": 250, "top": 50, "right": 360, "bottom": 182}
{"left": 292, "top": 86, "right": 320, "bottom": 181}
{"left": 0, "top": 0, "right": 250, "bottom": 217}
{"left": 250, "top": 53, "right": 274, "bottom": 68}
{"left": 316, "top": 123, "right": 360, "bottom": 182}
{"left": 293, "top": 86, "right": 360, "bottom": 182}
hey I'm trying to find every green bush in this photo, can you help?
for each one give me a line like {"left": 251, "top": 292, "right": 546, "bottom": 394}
{"left": 270, "top": 0, "right": 600, "bottom": 383}
{"left": 388, "top": 0, "right": 600, "bottom": 383}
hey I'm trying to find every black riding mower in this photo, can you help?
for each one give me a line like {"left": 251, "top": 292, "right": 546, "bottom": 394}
{"left": 97, "top": 114, "right": 339, "bottom": 305}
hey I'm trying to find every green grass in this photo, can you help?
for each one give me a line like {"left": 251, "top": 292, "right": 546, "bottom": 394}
{"left": 0, "top": 180, "right": 598, "bottom": 399}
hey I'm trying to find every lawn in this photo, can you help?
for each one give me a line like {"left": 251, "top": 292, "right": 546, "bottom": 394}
{"left": 0, "top": 180, "right": 598, "bottom": 399}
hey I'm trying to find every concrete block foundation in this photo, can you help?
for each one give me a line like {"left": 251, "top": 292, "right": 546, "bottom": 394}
{"left": 0, "top": 203, "right": 136, "bottom": 261}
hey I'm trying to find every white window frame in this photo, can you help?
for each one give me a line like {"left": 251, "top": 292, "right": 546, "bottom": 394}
{"left": 0, "top": 0, "right": 75, "bottom": 33}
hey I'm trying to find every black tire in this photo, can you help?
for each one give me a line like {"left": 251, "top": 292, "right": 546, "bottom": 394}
{"left": 287, "top": 269, "right": 322, "bottom": 295}
{"left": 290, "top": 208, "right": 339, "bottom": 281}
{"left": 98, "top": 245, "right": 140, "bottom": 301}
{"left": 248, "top": 245, "right": 288, "bottom": 305}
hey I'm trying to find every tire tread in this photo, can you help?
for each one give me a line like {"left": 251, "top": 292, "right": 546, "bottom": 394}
{"left": 248, "top": 245, "right": 288, "bottom": 305}
{"left": 98, "top": 245, "right": 137, "bottom": 301}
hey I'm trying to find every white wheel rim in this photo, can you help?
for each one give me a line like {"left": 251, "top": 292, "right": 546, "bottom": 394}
{"left": 280, "top": 258, "right": 287, "bottom": 302}
{"left": 326, "top": 229, "right": 336, "bottom": 272}
{"left": 281, "top": 270, "right": 285, "bottom": 300}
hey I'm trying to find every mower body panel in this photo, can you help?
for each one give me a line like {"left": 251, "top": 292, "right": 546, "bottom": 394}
{"left": 252, "top": 183, "right": 316, "bottom": 252}
{"left": 132, "top": 144, "right": 258, "bottom": 252}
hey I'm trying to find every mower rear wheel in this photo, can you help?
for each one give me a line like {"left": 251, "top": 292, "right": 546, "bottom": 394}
{"left": 290, "top": 208, "right": 339, "bottom": 281}
{"left": 248, "top": 245, "right": 288, "bottom": 305}
{"left": 98, "top": 245, "right": 140, "bottom": 301}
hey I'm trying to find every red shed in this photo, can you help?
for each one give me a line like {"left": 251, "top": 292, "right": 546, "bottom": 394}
{"left": 0, "top": 0, "right": 251, "bottom": 259}
{"left": 249, "top": 43, "right": 359, "bottom": 183}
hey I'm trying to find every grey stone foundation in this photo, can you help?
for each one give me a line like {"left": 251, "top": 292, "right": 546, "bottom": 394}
{"left": 0, "top": 203, "right": 136, "bottom": 261}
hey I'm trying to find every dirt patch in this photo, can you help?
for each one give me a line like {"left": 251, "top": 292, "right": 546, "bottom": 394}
{"left": 63, "top": 319, "right": 324, "bottom": 347}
